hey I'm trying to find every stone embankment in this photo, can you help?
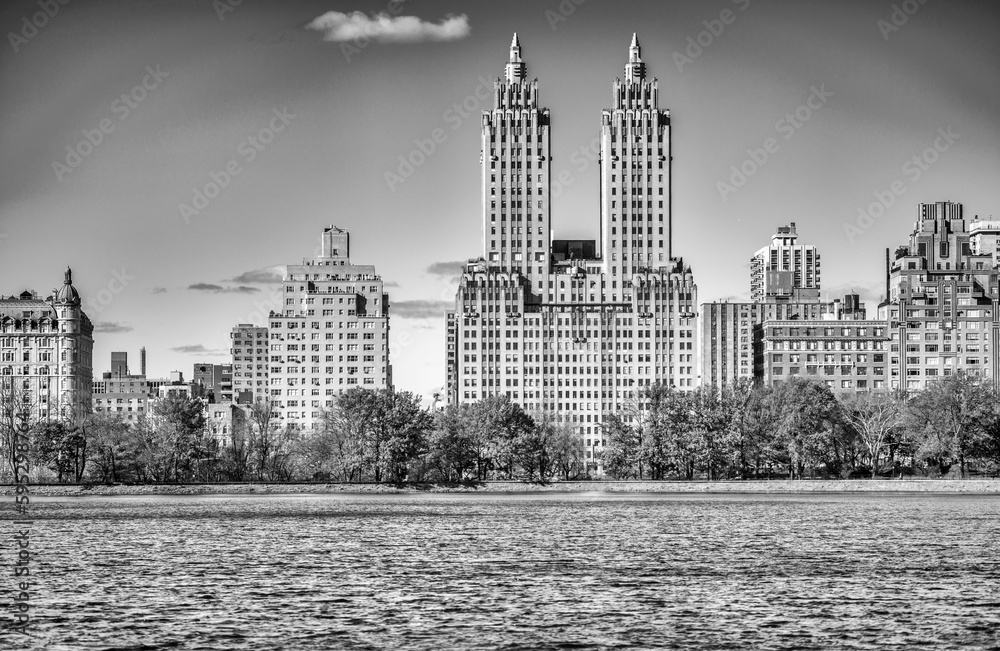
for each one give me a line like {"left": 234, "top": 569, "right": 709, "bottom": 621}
{"left": 4, "top": 478, "right": 1000, "bottom": 497}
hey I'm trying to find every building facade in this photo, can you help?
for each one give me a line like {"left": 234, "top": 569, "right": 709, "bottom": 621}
{"left": 878, "top": 201, "right": 1000, "bottom": 389}
{"left": 192, "top": 362, "right": 233, "bottom": 404}
{"left": 970, "top": 219, "right": 1000, "bottom": 268}
{"left": 700, "top": 300, "right": 840, "bottom": 389}
{"left": 267, "top": 226, "right": 392, "bottom": 430}
{"left": 92, "top": 351, "right": 190, "bottom": 422}
{"left": 0, "top": 268, "right": 94, "bottom": 423}
{"left": 447, "top": 35, "right": 699, "bottom": 466}
{"left": 231, "top": 324, "right": 269, "bottom": 404}
{"left": 750, "top": 222, "right": 821, "bottom": 302}
{"left": 754, "top": 320, "right": 890, "bottom": 394}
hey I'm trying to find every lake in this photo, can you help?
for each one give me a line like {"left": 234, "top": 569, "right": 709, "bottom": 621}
{"left": 4, "top": 492, "right": 999, "bottom": 650}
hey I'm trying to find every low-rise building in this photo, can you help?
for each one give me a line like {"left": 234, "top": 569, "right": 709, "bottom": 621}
{"left": 755, "top": 320, "right": 891, "bottom": 393}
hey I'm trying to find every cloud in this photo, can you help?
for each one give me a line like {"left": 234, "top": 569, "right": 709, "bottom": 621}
{"left": 306, "top": 11, "right": 470, "bottom": 44}
{"left": 426, "top": 261, "right": 466, "bottom": 277}
{"left": 384, "top": 280, "right": 400, "bottom": 288}
{"left": 152, "top": 287, "right": 168, "bottom": 294}
{"left": 93, "top": 322, "right": 133, "bottom": 334}
{"left": 392, "top": 299, "right": 452, "bottom": 319}
{"left": 188, "top": 283, "right": 260, "bottom": 294}
{"left": 231, "top": 266, "right": 286, "bottom": 284}
{"left": 171, "top": 344, "right": 229, "bottom": 355}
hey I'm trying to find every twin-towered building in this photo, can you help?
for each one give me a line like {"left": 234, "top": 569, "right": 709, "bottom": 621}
{"left": 446, "top": 34, "right": 699, "bottom": 459}
{"left": 10, "top": 35, "right": 997, "bottom": 448}
{"left": 447, "top": 34, "right": 999, "bottom": 422}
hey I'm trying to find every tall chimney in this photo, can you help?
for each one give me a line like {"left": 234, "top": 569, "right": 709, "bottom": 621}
{"left": 140, "top": 347, "right": 147, "bottom": 377}
{"left": 885, "top": 248, "right": 891, "bottom": 302}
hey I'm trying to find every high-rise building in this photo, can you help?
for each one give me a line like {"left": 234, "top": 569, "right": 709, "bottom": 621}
{"left": 192, "top": 362, "right": 233, "bottom": 404}
{"left": 268, "top": 226, "right": 392, "bottom": 430}
{"left": 110, "top": 351, "right": 129, "bottom": 378}
{"left": 230, "top": 324, "right": 269, "bottom": 404}
{"left": 750, "top": 222, "right": 821, "bottom": 302}
{"left": 970, "top": 219, "right": 1000, "bottom": 268}
{"left": 0, "top": 268, "right": 94, "bottom": 423}
{"left": 878, "top": 201, "right": 1000, "bottom": 388}
{"left": 481, "top": 34, "right": 551, "bottom": 279}
{"left": 447, "top": 35, "right": 699, "bottom": 464}
{"left": 701, "top": 222, "right": 829, "bottom": 388}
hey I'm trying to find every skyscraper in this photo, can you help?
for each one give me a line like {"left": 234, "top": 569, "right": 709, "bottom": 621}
{"left": 481, "top": 34, "right": 551, "bottom": 279}
{"left": 879, "top": 201, "right": 1000, "bottom": 388}
{"left": 447, "top": 36, "right": 699, "bottom": 462}
{"left": 268, "top": 226, "right": 392, "bottom": 430}
{"left": 749, "top": 222, "right": 821, "bottom": 302}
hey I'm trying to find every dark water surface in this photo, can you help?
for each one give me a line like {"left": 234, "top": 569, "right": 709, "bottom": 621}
{"left": 3, "top": 492, "right": 999, "bottom": 650}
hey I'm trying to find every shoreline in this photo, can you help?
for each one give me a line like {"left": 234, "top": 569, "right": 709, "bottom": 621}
{"left": 4, "top": 478, "right": 1000, "bottom": 497}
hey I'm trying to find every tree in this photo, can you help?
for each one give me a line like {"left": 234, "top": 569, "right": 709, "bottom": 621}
{"left": 689, "top": 385, "right": 733, "bottom": 481}
{"left": 543, "top": 419, "right": 585, "bottom": 481}
{"left": 321, "top": 389, "right": 374, "bottom": 481}
{"left": 87, "top": 412, "right": 136, "bottom": 483}
{"left": 31, "top": 421, "right": 88, "bottom": 483}
{"left": 768, "top": 378, "right": 840, "bottom": 478}
{"left": 513, "top": 414, "right": 553, "bottom": 482}
{"left": 602, "top": 413, "right": 640, "bottom": 479}
{"left": 321, "top": 388, "right": 432, "bottom": 483}
{"left": 0, "top": 381, "right": 36, "bottom": 481}
{"left": 427, "top": 403, "right": 478, "bottom": 482}
{"left": 471, "top": 395, "right": 536, "bottom": 480}
{"left": 376, "top": 390, "right": 432, "bottom": 483}
{"left": 147, "top": 395, "right": 210, "bottom": 482}
{"left": 724, "top": 379, "right": 776, "bottom": 478}
{"left": 639, "top": 383, "right": 694, "bottom": 479}
{"left": 839, "top": 391, "right": 904, "bottom": 478}
{"left": 904, "top": 373, "right": 999, "bottom": 478}
{"left": 244, "top": 398, "right": 297, "bottom": 481}
{"left": 217, "top": 407, "right": 252, "bottom": 481}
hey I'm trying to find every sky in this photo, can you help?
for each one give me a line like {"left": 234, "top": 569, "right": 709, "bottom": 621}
{"left": 1, "top": 0, "right": 998, "bottom": 401}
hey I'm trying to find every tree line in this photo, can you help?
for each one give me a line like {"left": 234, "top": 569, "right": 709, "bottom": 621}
{"left": 1, "top": 374, "right": 998, "bottom": 484}
{"left": 603, "top": 374, "right": 1000, "bottom": 480}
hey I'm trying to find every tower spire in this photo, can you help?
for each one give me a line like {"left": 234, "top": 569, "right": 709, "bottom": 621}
{"left": 625, "top": 33, "right": 645, "bottom": 81}
{"left": 506, "top": 33, "right": 526, "bottom": 82}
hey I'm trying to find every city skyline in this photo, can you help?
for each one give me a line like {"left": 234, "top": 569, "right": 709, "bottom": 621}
{"left": 2, "top": 0, "right": 999, "bottom": 401}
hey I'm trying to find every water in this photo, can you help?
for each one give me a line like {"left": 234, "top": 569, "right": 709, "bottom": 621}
{"left": 3, "top": 492, "right": 999, "bottom": 650}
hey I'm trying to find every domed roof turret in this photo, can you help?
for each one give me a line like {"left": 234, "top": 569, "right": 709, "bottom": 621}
{"left": 56, "top": 267, "right": 81, "bottom": 305}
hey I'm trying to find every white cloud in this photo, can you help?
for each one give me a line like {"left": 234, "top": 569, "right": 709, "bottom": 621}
{"left": 306, "top": 11, "right": 470, "bottom": 44}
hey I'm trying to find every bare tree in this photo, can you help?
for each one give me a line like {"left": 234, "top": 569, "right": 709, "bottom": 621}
{"left": 839, "top": 392, "right": 903, "bottom": 478}
{"left": 0, "top": 381, "right": 36, "bottom": 482}
{"left": 248, "top": 398, "right": 279, "bottom": 480}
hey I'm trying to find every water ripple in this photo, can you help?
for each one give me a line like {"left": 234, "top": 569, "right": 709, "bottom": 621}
{"left": 2, "top": 493, "right": 998, "bottom": 650}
